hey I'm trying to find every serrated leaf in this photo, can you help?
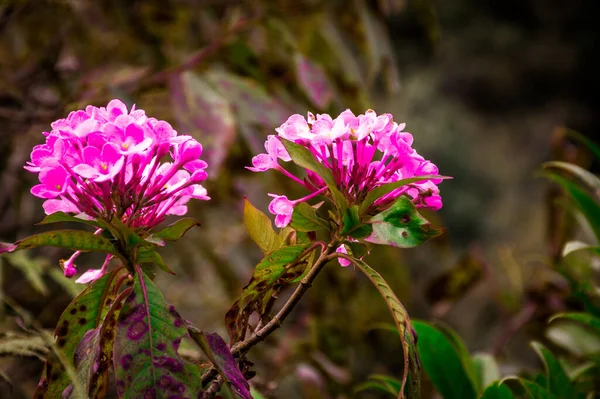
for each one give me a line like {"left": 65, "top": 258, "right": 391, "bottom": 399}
{"left": 169, "top": 71, "right": 236, "bottom": 177}
{"left": 412, "top": 321, "right": 477, "bottom": 399}
{"left": 279, "top": 138, "right": 348, "bottom": 214}
{"left": 358, "top": 175, "right": 449, "bottom": 215}
{"left": 365, "top": 196, "right": 443, "bottom": 247}
{"left": 35, "top": 267, "right": 127, "bottom": 398}
{"left": 113, "top": 266, "right": 202, "bottom": 397}
{"left": 480, "top": 381, "right": 514, "bottom": 399}
{"left": 226, "top": 244, "right": 312, "bottom": 344}
{"left": 191, "top": 330, "right": 251, "bottom": 399}
{"left": 152, "top": 218, "right": 201, "bottom": 242}
{"left": 10, "top": 230, "right": 118, "bottom": 255}
{"left": 351, "top": 258, "right": 420, "bottom": 398}
{"left": 531, "top": 342, "right": 576, "bottom": 399}
{"left": 244, "top": 198, "right": 282, "bottom": 254}
{"left": 290, "top": 202, "right": 328, "bottom": 232}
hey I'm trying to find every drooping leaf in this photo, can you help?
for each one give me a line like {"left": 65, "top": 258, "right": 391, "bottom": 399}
{"left": 71, "top": 287, "right": 133, "bottom": 398}
{"left": 544, "top": 172, "right": 600, "bottom": 241}
{"left": 279, "top": 138, "right": 348, "bottom": 214}
{"left": 543, "top": 161, "right": 600, "bottom": 191}
{"left": 191, "top": 330, "right": 251, "bottom": 399}
{"left": 412, "top": 321, "right": 477, "bottom": 399}
{"left": 351, "top": 258, "right": 420, "bottom": 399}
{"left": 113, "top": 266, "right": 202, "bottom": 397}
{"left": 9, "top": 230, "right": 118, "bottom": 255}
{"left": 294, "top": 53, "right": 334, "bottom": 109}
{"left": 531, "top": 342, "right": 576, "bottom": 399}
{"left": 546, "top": 320, "right": 600, "bottom": 358}
{"left": 291, "top": 202, "right": 328, "bottom": 232}
{"left": 244, "top": 198, "right": 282, "bottom": 254}
{"left": 34, "top": 267, "right": 127, "bottom": 398}
{"left": 358, "top": 175, "right": 449, "bottom": 215}
{"left": 473, "top": 353, "right": 501, "bottom": 393}
{"left": 151, "top": 218, "right": 201, "bottom": 242}
{"left": 550, "top": 312, "right": 600, "bottom": 335}
{"left": 168, "top": 71, "right": 236, "bottom": 177}
{"left": 365, "top": 196, "right": 443, "bottom": 247}
{"left": 225, "top": 244, "right": 313, "bottom": 344}
{"left": 480, "top": 381, "right": 514, "bottom": 399}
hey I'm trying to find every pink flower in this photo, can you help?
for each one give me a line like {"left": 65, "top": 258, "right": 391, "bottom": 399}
{"left": 336, "top": 245, "right": 351, "bottom": 267}
{"left": 268, "top": 194, "right": 295, "bottom": 228}
{"left": 25, "top": 98, "right": 209, "bottom": 230}
{"left": 249, "top": 109, "right": 445, "bottom": 231}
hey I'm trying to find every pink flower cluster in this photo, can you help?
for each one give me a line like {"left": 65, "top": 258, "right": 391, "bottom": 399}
{"left": 248, "top": 109, "right": 443, "bottom": 228}
{"left": 26, "top": 99, "right": 209, "bottom": 227}
{"left": 25, "top": 100, "right": 209, "bottom": 281}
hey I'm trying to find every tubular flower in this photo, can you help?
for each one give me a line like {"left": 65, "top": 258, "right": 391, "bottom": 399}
{"left": 248, "top": 109, "right": 443, "bottom": 227}
{"left": 25, "top": 100, "right": 209, "bottom": 278}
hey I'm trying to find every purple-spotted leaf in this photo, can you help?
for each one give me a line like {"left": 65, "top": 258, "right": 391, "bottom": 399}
{"left": 152, "top": 218, "right": 201, "bottom": 242}
{"left": 5, "top": 230, "right": 118, "bottom": 255}
{"left": 295, "top": 53, "right": 334, "bottom": 109}
{"left": 192, "top": 330, "right": 251, "bottom": 399}
{"left": 350, "top": 258, "right": 420, "bottom": 399}
{"left": 365, "top": 195, "right": 443, "bottom": 247}
{"left": 169, "top": 71, "right": 236, "bottom": 177}
{"left": 34, "top": 267, "right": 128, "bottom": 398}
{"left": 113, "top": 265, "right": 201, "bottom": 397}
{"left": 225, "top": 244, "right": 312, "bottom": 344}
{"left": 69, "top": 287, "right": 133, "bottom": 398}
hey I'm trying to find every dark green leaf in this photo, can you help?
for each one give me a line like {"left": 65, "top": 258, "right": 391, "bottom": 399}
{"left": 152, "top": 218, "right": 201, "bottom": 242}
{"left": 244, "top": 198, "right": 282, "bottom": 254}
{"left": 12, "top": 230, "right": 117, "bottom": 255}
{"left": 480, "top": 381, "right": 514, "bottom": 399}
{"left": 515, "top": 378, "right": 559, "bottom": 399}
{"left": 290, "top": 202, "right": 328, "bottom": 232}
{"left": 412, "top": 321, "right": 477, "bottom": 399}
{"left": 279, "top": 138, "right": 348, "bottom": 214}
{"left": 113, "top": 267, "right": 202, "bottom": 397}
{"left": 544, "top": 172, "right": 600, "bottom": 241}
{"left": 435, "top": 324, "right": 479, "bottom": 392}
{"left": 191, "top": 330, "right": 251, "bottom": 399}
{"left": 531, "top": 342, "right": 576, "bottom": 399}
{"left": 35, "top": 268, "right": 127, "bottom": 398}
{"left": 365, "top": 196, "right": 443, "bottom": 247}
{"left": 351, "top": 258, "right": 420, "bottom": 399}
{"left": 38, "top": 212, "right": 101, "bottom": 228}
{"left": 225, "top": 244, "right": 312, "bottom": 343}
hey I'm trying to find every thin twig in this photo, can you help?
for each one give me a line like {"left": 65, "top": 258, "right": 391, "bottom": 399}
{"left": 201, "top": 376, "right": 224, "bottom": 399}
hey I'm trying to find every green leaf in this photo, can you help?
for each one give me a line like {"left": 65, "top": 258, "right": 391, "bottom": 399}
{"left": 151, "top": 217, "right": 201, "bottom": 242}
{"left": 359, "top": 176, "right": 448, "bottom": 215}
{"left": 563, "top": 128, "right": 600, "bottom": 160}
{"left": 290, "top": 202, "right": 328, "bottom": 232}
{"left": 435, "top": 324, "right": 479, "bottom": 393}
{"left": 113, "top": 267, "right": 202, "bottom": 397}
{"left": 512, "top": 378, "right": 559, "bottom": 399}
{"left": 531, "top": 342, "right": 576, "bottom": 399}
{"left": 365, "top": 196, "right": 443, "bottom": 247}
{"left": 279, "top": 138, "right": 348, "bottom": 214}
{"left": 543, "top": 161, "right": 600, "bottom": 191}
{"left": 35, "top": 267, "right": 127, "bottom": 398}
{"left": 544, "top": 172, "right": 600, "bottom": 241}
{"left": 138, "top": 246, "right": 175, "bottom": 275}
{"left": 480, "top": 381, "right": 513, "bottom": 399}
{"left": 190, "top": 330, "right": 251, "bottom": 399}
{"left": 11, "top": 230, "right": 118, "bottom": 254}
{"left": 550, "top": 312, "right": 600, "bottom": 335}
{"left": 38, "top": 212, "right": 102, "bottom": 228}
{"left": 351, "top": 258, "right": 420, "bottom": 399}
{"left": 412, "top": 321, "right": 477, "bottom": 399}
{"left": 341, "top": 205, "right": 361, "bottom": 235}
{"left": 225, "top": 244, "right": 312, "bottom": 344}
{"left": 244, "top": 198, "right": 282, "bottom": 254}
{"left": 473, "top": 353, "right": 501, "bottom": 392}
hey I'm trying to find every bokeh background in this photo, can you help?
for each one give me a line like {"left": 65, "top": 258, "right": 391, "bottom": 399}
{"left": 1, "top": 0, "right": 599, "bottom": 398}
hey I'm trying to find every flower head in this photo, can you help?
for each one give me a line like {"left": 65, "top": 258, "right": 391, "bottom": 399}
{"left": 26, "top": 99, "right": 210, "bottom": 279}
{"left": 249, "top": 109, "right": 443, "bottom": 229}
